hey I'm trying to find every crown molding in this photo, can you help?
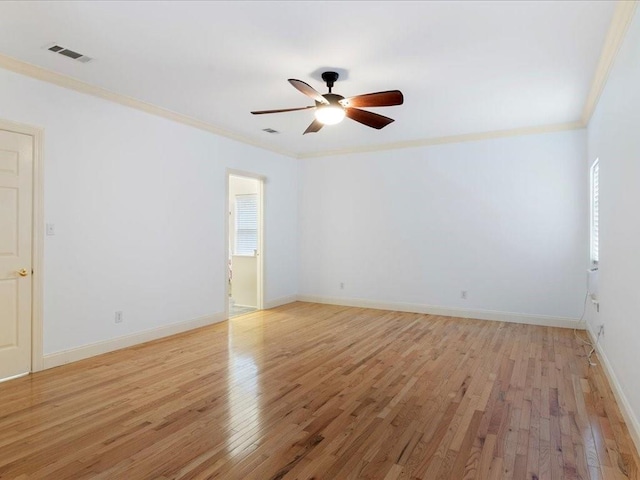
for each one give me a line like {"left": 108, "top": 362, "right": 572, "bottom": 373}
{"left": 0, "top": 53, "right": 298, "bottom": 159}
{"left": 1, "top": 0, "right": 633, "bottom": 163}
{"left": 582, "top": 0, "right": 638, "bottom": 125}
{"left": 296, "top": 121, "right": 585, "bottom": 159}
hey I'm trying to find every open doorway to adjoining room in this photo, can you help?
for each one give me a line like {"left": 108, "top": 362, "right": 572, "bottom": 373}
{"left": 226, "top": 172, "right": 263, "bottom": 318}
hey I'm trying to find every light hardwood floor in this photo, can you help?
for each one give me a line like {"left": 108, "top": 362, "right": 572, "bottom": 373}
{"left": 0, "top": 302, "right": 638, "bottom": 479}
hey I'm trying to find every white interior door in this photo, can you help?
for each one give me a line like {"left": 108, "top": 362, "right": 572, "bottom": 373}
{"left": 0, "top": 129, "right": 33, "bottom": 380}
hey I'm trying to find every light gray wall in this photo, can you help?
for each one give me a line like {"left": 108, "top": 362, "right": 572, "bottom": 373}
{"left": 298, "top": 130, "right": 588, "bottom": 319}
{"left": 0, "top": 67, "right": 299, "bottom": 355}
{"left": 586, "top": 9, "right": 640, "bottom": 445}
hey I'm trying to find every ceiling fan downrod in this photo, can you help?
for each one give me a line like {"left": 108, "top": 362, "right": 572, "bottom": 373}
{"left": 321, "top": 71, "right": 339, "bottom": 93}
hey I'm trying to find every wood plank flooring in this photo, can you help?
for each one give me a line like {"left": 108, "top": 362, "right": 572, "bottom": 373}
{"left": 0, "top": 302, "right": 638, "bottom": 479}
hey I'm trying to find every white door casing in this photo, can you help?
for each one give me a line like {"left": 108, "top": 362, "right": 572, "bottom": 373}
{"left": 0, "top": 129, "right": 33, "bottom": 380}
{"left": 226, "top": 170, "right": 264, "bottom": 317}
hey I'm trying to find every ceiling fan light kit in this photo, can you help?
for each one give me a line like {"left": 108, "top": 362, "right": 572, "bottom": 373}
{"left": 314, "top": 93, "right": 346, "bottom": 125}
{"left": 315, "top": 105, "right": 345, "bottom": 125}
{"left": 251, "top": 71, "right": 403, "bottom": 135}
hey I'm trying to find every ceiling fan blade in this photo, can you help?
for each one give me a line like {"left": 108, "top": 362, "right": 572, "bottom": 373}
{"left": 303, "top": 119, "right": 324, "bottom": 135}
{"left": 345, "top": 108, "right": 395, "bottom": 129}
{"left": 251, "top": 105, "right": 316, "bottom": 115}
{"left": 289, "top": 79, "right": 329, "bottom": 104}
{"left": 340, "top": 90, "right": 404, "bottom": 108}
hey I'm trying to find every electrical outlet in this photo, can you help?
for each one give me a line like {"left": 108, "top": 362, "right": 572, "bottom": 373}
{"left": 461, "top": 290, "right": 467, "bottom": 300}
{"left": 340, "top": 282, "right": 344, "bottom": 290}
{"left": 115, "top": 311, "right": 123, "bottom": 324}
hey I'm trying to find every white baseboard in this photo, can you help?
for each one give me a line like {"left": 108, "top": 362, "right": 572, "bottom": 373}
{"left": 296, "top": 295, "right": 582, "bottom": 329}
{"left": 587, "top": 324, "right": 640, "bottom": 456}
{"left": 0, "top": 372, "right": 29, "bottom": 384}
{"left": 264, "top": 295, "right": 298, "bottom": 309}
{"left": 42, "top": 312, "right": 226, "bottom": 370}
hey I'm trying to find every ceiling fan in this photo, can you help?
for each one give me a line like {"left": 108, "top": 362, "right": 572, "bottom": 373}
{"left": 251, "top": 71, "right": 404, "bottom": 134}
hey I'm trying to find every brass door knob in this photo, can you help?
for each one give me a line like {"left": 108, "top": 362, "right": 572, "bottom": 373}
{"left": 18, "top": 269, "right": 28, "bottom": 277}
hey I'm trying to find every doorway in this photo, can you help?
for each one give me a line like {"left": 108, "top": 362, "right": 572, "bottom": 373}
{"left": 227, "top": 172, "right": 264, "bottom": 318}
{"left": 0, "top": 121, "right": 43, "bottom": 380}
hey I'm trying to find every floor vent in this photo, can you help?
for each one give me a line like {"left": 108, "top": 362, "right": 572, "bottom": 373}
{"left": 46, "top": 44, "right": 93, "bottom": 63}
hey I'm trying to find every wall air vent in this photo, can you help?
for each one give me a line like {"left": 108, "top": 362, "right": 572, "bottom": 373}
{"left": 46, "top": 44, "right": 93, "bottom": 63}
{"left": 262, "top": 128, "right": 280, "bottom": 134}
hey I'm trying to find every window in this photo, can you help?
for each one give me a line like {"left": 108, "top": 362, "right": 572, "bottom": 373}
{"left": 590, "top": 159, "right": 599, "bottom": 265}
{"left": 235, "top": 194, "right": 258, "bottom": 255}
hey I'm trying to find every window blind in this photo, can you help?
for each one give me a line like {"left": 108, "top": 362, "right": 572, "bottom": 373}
{"left": 235, "top": 194, "right": 258, "bottom": 255}
{"left": 591, "top": 160, "right": 599, "bottom": 264}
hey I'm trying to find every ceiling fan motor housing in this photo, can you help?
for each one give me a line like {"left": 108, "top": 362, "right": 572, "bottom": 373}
{"left": 317, "top": 93, "right": 344, "bottom": 107}
{"left": 322, "top": 71, "right": 340, "bottom": 92}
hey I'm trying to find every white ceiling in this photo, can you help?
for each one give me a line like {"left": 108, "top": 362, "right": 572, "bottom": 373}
{"left": 0, "top": 1, "right": 615, "bottom": 157}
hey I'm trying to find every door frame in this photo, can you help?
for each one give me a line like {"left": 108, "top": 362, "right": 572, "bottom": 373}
{"left": 225, "top": 169, "right": 265, "bottom": 318}
{"left": 0, "top": 118, "right": 44, "bottom": 373}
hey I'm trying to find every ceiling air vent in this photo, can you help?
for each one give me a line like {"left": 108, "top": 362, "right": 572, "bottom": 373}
{"left": 46, "top": 44, "right": 93, "bottom": 63}
{"left": 262, "top": 128, "right": 280, "bottom": 134}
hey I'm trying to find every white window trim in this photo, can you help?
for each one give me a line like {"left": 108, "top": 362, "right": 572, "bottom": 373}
{"left": 590, "top": 158, "right": 599, "bottom": 266}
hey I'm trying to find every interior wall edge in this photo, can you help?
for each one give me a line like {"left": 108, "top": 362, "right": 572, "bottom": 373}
{"left": 581, "top": 0, "right": 639, "bottom": 125}
{"left": 587, "top": 324, "right": 640, "bottom": 456}
{"left": 264, "top": 295, "right": 299, "bottom": 310}
{"left": 297, "top": 122, "right": 586, "bottom": 160}
{"left": 296, "top": 296, "right": 581, "bottom": 330}
{"left": 0, "top": 55, "right": 593, "bottom": 161}
{"left": 0, "top": 55, "right": 297, "bottom": 159}
{"left": 42, "top": 311, "right": 226, "bottom": 370}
